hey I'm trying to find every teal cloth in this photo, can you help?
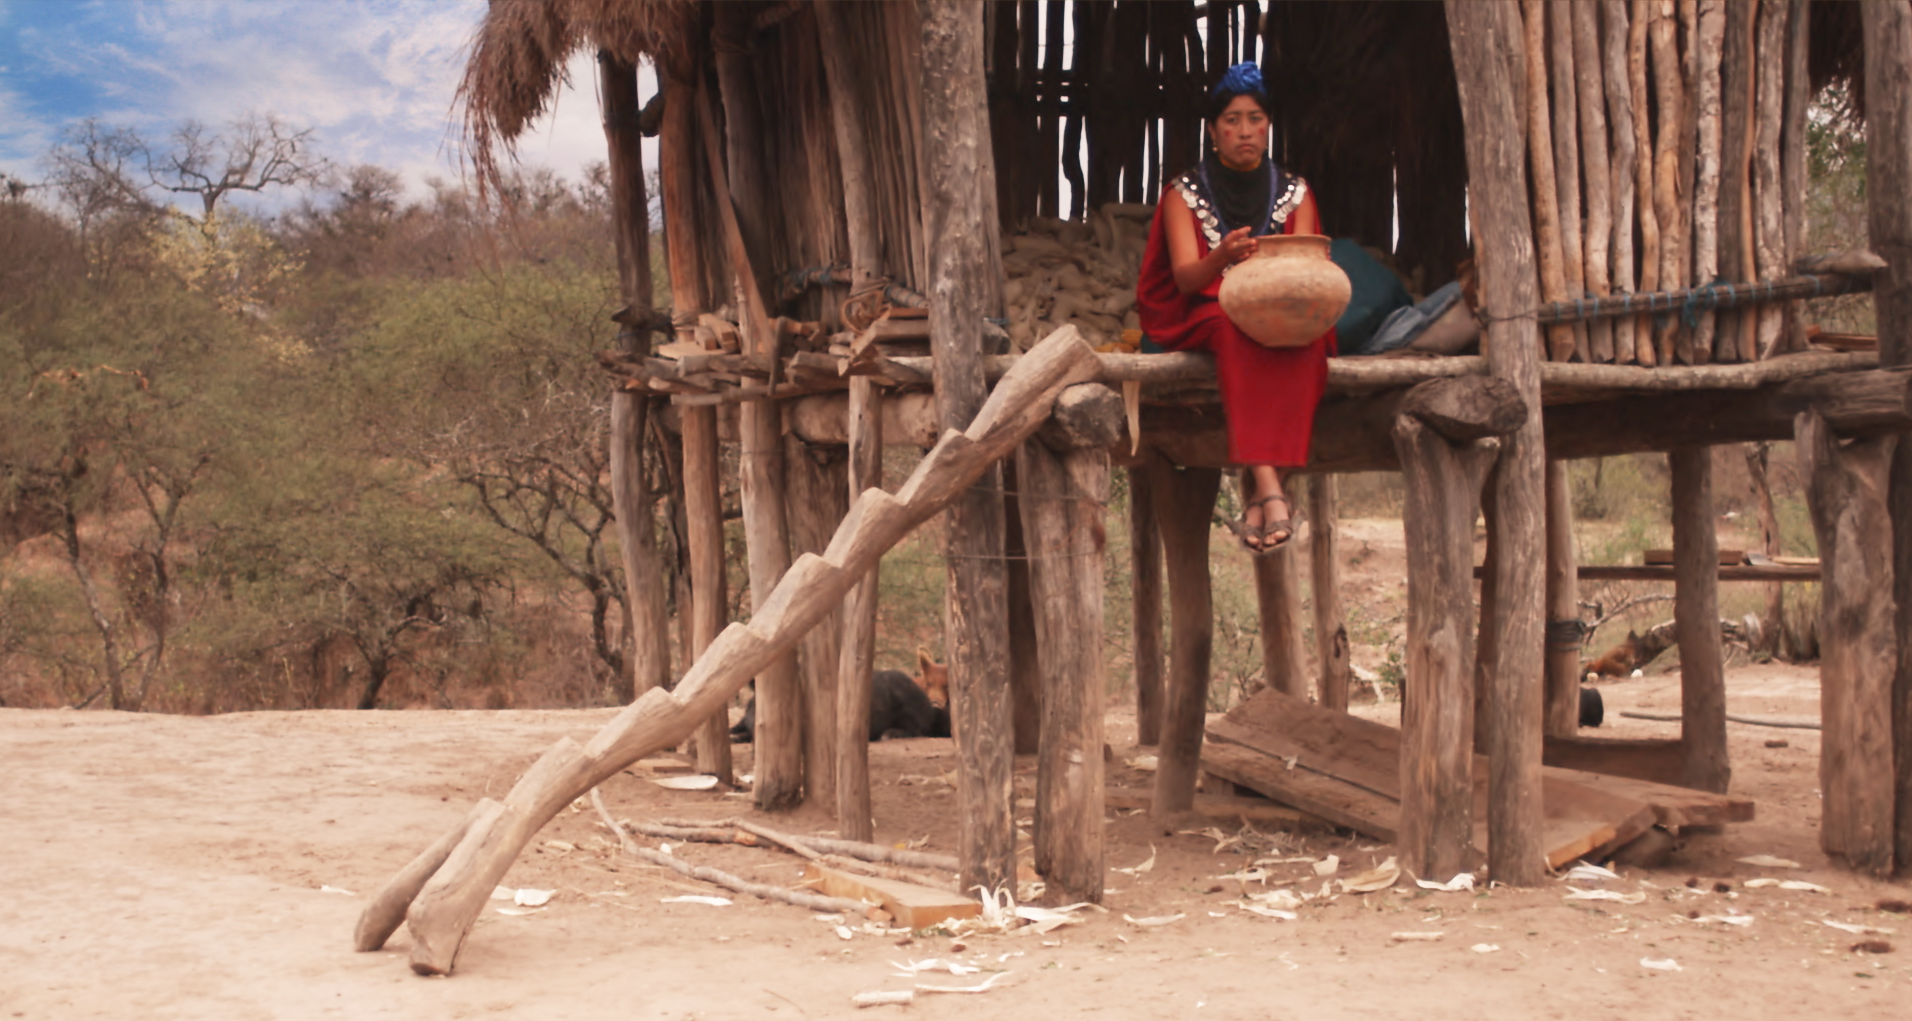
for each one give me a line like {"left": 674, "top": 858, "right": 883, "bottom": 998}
{"left": 1329, "top": 238, "right": 1412, "bottom": 356}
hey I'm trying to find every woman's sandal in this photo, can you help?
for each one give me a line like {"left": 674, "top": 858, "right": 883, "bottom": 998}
{"left": 1229, "top": 492, "right": 1295, "bottom": 556}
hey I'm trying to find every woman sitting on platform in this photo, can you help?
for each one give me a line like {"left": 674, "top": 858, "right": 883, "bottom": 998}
{"left": 1136, "top": 62, "right": 1332, "bottom": 555}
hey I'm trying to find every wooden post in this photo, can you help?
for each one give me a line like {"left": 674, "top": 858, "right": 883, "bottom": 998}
{"left": 598, "top": 53, "right": 671, "bottom": 704}
{"left": 1780, "top": 0, "right": 1811, "bottom": 353}
{"left": 1130, "top": 465, "right": 1166, "bottom": 744}
{"left": 1020, "top": 426, "right": 1111, "bottom": 904}
{"left": 696, "top": 77, "right": 804, "bottom": 809}
{"left": 1649, "top": 0, "right": 1688, "bottom": 364}
{"left": 1752, "top": 1, "right": 1788, "bottom": 359}
{"left": 786, "top": 435, "right": 848, "bottom": 807}
{"left": 836, "top": 377, "right": 882, "bottom": 842}
{"left": 1544, "top": 460, "right": 1580, "bottom": 735}
{"left": 921, "top": 0, "right": 1015, "bottom": 895}
{"left": 1448, "top": 0, "right": 1550, "bottom": 886}
{"left": 1395, "top": 418, "right": 1497, "bottom": 880}
{"left": 1309, "top": 474, "right": 1352, "bottom": 712}
{"left": 1571, "top": 1, "right": 1614, "bottom": 363}
{"left": 1799, "top": 410, "right": 1897, "bottom": 875}
{"left": 1522, "top": 1, "right": 1574, "bottom": 363}
{"left": 1148, "top": 454, "right": 1222, "bottom": 815}
{"left": 1253, "top": 512, "right": 1309, "bottom": 699}
{"left": 1547, "top": 0, "right": 1589, "bottom": 361}
{"left": 1690, "top": 2, "right": 1725, "bottom": 362}
{"left": 658, "top": 66, "right": 732, "bottom": 782}
{"left": 1629, "top": 0, "right": 1661, "bottom": 365}
{"left": 1474, "top": 461, "right": 1501, "bottom": 753}
{"left": 1862, "top": 0, "right": 1912, "bottom": 874}
{"left": 819, "top": 0, "right": 883, "bottom": 839}
{"left": 1670, "top": 447, "right": 1729, "bottom": 793}
{"left": 1004, "top": 457, "right": 1043, "bottom": 755}
{"left": 1602, "top": 0, "right": 1640, "bottom": 364}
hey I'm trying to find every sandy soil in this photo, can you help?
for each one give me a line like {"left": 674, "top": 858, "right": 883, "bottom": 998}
{"left": 4, "top": 662, "right": 1911, "bottom": 1021}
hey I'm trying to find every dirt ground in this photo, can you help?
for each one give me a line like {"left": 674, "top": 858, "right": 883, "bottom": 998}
{"left": 4, "top": 660, "right": 1912, "bottom": 1021}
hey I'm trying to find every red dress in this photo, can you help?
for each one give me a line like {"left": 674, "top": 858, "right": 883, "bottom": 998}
{"left": 1136, "top": 171, "right": 1333, "bottom": 467}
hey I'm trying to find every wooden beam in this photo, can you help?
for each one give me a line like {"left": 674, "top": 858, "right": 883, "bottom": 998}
{"left": 1800, "top": 409, "right": 1896, "bottom": 875}
{"left": 1448, "top": 0, "right": 1550, "bottom": 886}
{"left": 921, "top": 0, "right": 1015, "bottom": 896}
{"left": 1671, "top": 446, "right": 1729, "bottom": 793}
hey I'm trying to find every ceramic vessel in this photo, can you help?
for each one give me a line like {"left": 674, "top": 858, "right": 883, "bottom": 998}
{"left": 1216, "top": 234, "right": 1351, "bottom": 349}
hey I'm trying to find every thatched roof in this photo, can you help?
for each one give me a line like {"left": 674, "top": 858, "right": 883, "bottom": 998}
{"left": 457, "top": 0, "right": 699, "bottom": 189}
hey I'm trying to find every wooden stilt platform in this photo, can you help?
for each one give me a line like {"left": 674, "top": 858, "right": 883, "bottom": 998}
{"left": 1203, "top": 688, "right": 1752, "bottom": 871}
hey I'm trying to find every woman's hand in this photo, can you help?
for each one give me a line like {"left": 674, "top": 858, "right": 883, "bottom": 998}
{"left": 1219, "top": 226, "right": 1257, "bottom": 265}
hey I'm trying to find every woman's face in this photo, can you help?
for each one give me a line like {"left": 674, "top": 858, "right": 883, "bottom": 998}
{"left": 1208, "top": 93, "right": 1270, "bottom": 172}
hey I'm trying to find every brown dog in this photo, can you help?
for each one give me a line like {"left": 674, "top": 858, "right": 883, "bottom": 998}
{"left": 915, "top": 646, "right": 949, "bottom": 709}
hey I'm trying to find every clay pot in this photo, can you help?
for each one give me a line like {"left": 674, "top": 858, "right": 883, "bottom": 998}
{"left": 1217, "top": 234, "right": 1351, "bottom": 349}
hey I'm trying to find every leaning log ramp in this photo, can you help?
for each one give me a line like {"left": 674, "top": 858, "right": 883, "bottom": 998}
{"left": 355, "top": 326, "right": 1103, "bottom": 975}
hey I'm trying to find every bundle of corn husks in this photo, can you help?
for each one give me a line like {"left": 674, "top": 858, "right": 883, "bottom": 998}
{"left": 1000, "top": 202, "right": 1155, "bottom": 352}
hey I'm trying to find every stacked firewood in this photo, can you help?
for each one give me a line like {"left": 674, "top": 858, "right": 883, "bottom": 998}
{"left": 998, "top": 202, "right": 1154, "bottom": 352}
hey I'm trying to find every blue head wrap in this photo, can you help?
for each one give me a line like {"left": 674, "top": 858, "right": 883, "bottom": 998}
{"left": 1210, "top": 62, "right": 1265, "bottom": 103}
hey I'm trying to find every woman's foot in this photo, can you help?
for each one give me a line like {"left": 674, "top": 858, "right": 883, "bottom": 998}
{"left": 1242, "top": 491, "right": 1294, "bottom": 553}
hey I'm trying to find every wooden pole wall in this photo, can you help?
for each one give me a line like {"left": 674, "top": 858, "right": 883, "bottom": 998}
{"left": 1862, "top": 0, "right": 1912, "bottom": 876}
{"left": 921, "top": 0, "right": 1016, "bottom": 895}
{"left": 1447, "top": 0, "right": 1550, "bottom": 886}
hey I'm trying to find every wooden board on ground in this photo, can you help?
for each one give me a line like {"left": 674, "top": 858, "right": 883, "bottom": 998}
{"left": 1543, "top": 733, "right": 1685, "bottom": 785}
{"left": 1107, "top": 784, "right": 1325, "bottom": 827}
{"left": 1205, "top": 689, "right": 1741, "bottom": 867}
{"left": 801, "top": 863, "right": 980, "bottom": 930}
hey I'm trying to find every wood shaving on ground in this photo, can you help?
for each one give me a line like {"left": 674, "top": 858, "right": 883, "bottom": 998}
{"left": 1339, "top": 857, "right": 1400, "bottom": 893}
{"left": 1113, "top": 846, "right": 1156, "bottom": 877}
{"left": 1565, "top": 887, "right": 1648, "bottom": 904}
{"left": 890, "top": 959, "right": 981, "bottom": 977}
{"left": 916, "top": 971, "right": 1012, "bottom": 995}
{"left": 852, "top": 990, "right": 914, "bottom": 1008}
{"left": 1392, "top": 931, "right": 1444, "bottom": 941}
{"left": 658, "top": 895, "right": 731, "bottom": 907}
{"left": 1563, "top": 863, "right": 1621, "bottom": 883}
{"left": 1688, "top": 914, "right": 1754, "bottom": 926}
{"left": 1245, "top": 888, "right": 1307, "bottom": 911}
{"left": 319, "top": 885, "right": 354, "bottom": 896}
{"left": 1124, "top": 913, "right": 1186, "bottom": 927}
{"left": 513, "top": 888, "right": 554, "bottom": 907}
{"left": 1215, "top": 867, "right": 1271, "bottom": 884}
{"left": 1822, "top": 920, "right": 1895, "bottom": 935}
{"left": 1239, "top": 904, "right": 1299, "bottom": 920}
{"left": 1470, "top": 944, "right": 1500, "bottom": 954}
{"left": 1736, "top": 854, "right": 1802, "bottom": 869}
{"left": 1313, "top": 855, "right": 1340, "bottom": 877}
{"left": 1640, "top": 957, "right": 1682, "bottom": 971}
{"left": 1743, "top": 878, "right": 1830, "bottom": 893}
{"left": 1415, "top": 873, "right": 1475, "bottom": 892}
{"left": 1179, "top": 827, "right": 1241, "bottom": 854}
{"left": 651, "top": 775, "right": 720, "bottom": 791}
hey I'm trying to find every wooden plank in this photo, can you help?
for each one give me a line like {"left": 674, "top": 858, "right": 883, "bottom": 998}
{"left": 802, "top": 863, "right": 979, "bottom": 930}
{"left": 1199, "top": 741, "right": 1399, "bottom": 840}
{"left": 1645, "top": 547, "right": 1745, "bottom": 566}
{"left": 1209, "top": 689, "right": 1711, "bottom": 868}
{"left": 1544, "top": 764, "right": 1755, "bottom": 828}
{"left": 1104, "top": 785, "right": 1325, "bottom": 828}
{"left": 1543, "top": 733, "right": 1686, "bottom": 784}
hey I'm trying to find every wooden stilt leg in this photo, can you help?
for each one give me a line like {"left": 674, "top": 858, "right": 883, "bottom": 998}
{"left": 1395, "top": 418, "right": 1498, "bottom": 880}
{"left": 1004, "top": 457, "right": 1043, "bottom": 755}
{"left": 835, "top": 378, "right": 881, "bottom": 843}
{"left": 1671, "top": 446, "right": 1729, "bottom": 794}
{"left": 1130, "top": 465, "right": 1166, "bottom": 744}
{"left": 1544, "top": 460, "right": 1581, "bottom": 735}
{"left": 1147, "top": 452, "right": 1221, "bottom": 816}
{"left": 1253, "top": 527, "right": 1309, "bottom": 699}
{"left": 1309, "top": 474, "right": 1352, "bottom": 712}
{"left": 1020, "top": 435, "right": 1110, "bottom": 903}
{"left": 1799, "top": 410, "right": 1896, "bottom": 875}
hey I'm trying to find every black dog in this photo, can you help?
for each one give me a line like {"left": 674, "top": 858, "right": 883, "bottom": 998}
{"left": 731, "top": 669, "right": 950, "bottom": 743}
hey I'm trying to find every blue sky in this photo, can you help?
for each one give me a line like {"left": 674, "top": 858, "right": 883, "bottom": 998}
{"left": 0, "top": 0, "right": 620, "bottom": 214}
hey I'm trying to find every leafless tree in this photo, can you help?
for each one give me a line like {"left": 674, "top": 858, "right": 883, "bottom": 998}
{"left": 147, "top": 112, "right": 331, "bottom": 221}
